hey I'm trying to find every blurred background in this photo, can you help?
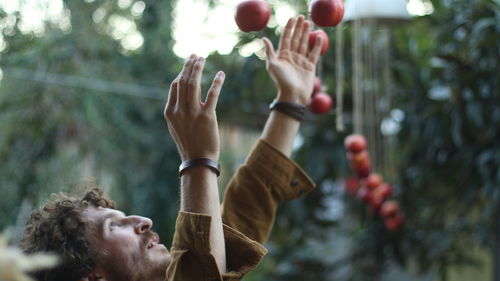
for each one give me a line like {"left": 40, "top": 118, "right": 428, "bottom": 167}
{"left": 0, "top": 0, "right": 498, "bottom": 280}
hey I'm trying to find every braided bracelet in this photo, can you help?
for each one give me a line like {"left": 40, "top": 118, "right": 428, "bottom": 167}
{"left": 178, "top": 158, "right": 221, "bottom": 177}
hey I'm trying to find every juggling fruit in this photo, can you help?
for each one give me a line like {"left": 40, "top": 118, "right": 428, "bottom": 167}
{"left": 309, "top": 0, "right": 344, "bottom": 27}
{"left": 308, "top": 29, "right": 330, "bottom": 54}
{"left": 235, "top": 0, "right": 271, "bottom": 32}
{"left": 309, "top": 92, "right": 332, "bottom": 114}
{"left": 344, "top": 134, "right": 367, "bottom": 153}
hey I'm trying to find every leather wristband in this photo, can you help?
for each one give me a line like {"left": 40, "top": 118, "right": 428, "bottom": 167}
{"left": 178, "top": 158, "right": 221, "bottom": 177}
{"left": 269, "top": 99, "right": 306, "bottom": 121}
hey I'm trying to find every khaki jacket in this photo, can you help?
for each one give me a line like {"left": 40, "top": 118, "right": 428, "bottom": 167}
{"left": 167, "top": 140, "right": 315, "bottom": 281}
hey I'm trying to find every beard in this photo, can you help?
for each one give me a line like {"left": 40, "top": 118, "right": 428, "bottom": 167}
{"left": 99, "top": 231, "right": 171, "bottom": 281}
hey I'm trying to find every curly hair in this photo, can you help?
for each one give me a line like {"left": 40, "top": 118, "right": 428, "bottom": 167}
{"left": 20, "top": 188, "right": 116, "bottom": 281}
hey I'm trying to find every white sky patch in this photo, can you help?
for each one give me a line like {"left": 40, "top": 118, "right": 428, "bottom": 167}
{"left": 0, "top": 0, "right": 70, "bottom": 52}
{"left": 172, "top": 0, "right": 238, "bottom": 58}
{"left": 407, "top": 0, "right": 434, "bottom": 16}
{"left": 172, "top": 0, "right": 299, "bottom": 58}
{"left": 106, "top": 14, "right": 144, "bottom": 52}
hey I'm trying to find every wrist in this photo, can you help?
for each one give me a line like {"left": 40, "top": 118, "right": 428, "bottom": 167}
{"left": 277, "top": 91, "right": 308, "bottom": 106}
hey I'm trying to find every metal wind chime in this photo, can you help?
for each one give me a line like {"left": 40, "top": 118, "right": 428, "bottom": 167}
{"left": 337, "top": 0, "right": 409, "bottom": 176}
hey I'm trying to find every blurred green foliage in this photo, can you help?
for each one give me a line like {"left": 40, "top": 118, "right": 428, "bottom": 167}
{"left": 0, "top": 0, "right": 498, "bottom": 280}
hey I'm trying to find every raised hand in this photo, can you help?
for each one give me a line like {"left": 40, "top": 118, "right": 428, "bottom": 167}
{"left": 164, "top": 54, "right": 225, "bottom": 162}
{"left": 262, "top": 15, "right": 323, "bottom": 106}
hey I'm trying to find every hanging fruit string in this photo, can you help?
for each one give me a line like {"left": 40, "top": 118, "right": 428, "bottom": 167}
{"left": 353, "top": 17, "right": 363, "bottom": 135}
{"left": 335, "top": 21, "right": 344, "bottom": 131}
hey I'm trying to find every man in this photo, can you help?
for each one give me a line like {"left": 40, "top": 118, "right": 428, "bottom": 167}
{"left": 21, "top": 16, "right": 323, "bottom": 281}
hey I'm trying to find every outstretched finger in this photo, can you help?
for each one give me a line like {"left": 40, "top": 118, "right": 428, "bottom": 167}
{"left": 204, "top": 71, "right": 225, "bottom": 111}
{"left": 290, "top": 15, "right": 305, "bottom": 52}
{"left": 165, "top": 74, "right": 180, "bottom": 113}
{"left": 298, "top": 20, "right": 311, "bottom": 55}
{"left": 308, "top": 35, "right": 323, "bottom": 65}
{"left": 278, "top": 17, "right": 294, "bottom": 53}
{"left": 178, "top": 54, "right": 197, "bottom": 106}
{"left": 188, "top": 57, "right": 206, "bottom": 105}
{"left": 262, "top": 37, "right": 276, "bottom": 61}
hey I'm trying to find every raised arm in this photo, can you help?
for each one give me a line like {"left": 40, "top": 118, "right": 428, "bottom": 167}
{"left": 221, "top": 16, "right": 322, "bottom": 244}
{"left": 261, "top": 15, "right": 322, "bottom": 156}
{"left": 164, "top": 54, "right": 227, "bottom": 274}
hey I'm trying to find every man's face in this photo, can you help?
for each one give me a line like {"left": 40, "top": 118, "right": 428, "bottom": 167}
{"left": 82, "top": 206, "right": 171, "bottom": 281}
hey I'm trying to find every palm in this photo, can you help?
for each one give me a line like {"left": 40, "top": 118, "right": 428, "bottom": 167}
{"left": 267, "top": 50, "right": 316, "bottom": 104}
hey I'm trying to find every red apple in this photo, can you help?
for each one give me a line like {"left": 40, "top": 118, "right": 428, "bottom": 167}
{"left": 347, "top": 151, "right": 369, "bottom": 167}
{"left": 344, "top": 134, "right": 367, "bottom": 153}
{"left": 308, "top": 29, "right": 330, "bottom": 54}
{"left": 384, "top": 213, "right": 405, "bottom": 232}
{"left": 344, "top": 177, "right": 360, "bottom": 194}
{"left": 369, "top": 195, "right": 384, "bottom": 214}
{"left": 373, "top": 183, "right": 393, "bottom": 199}
{"left": 365, "top": 173, "right": 382, "bottom": 190}
{"left": 356, "top": 166, "right": 371, "bottom": 178}
{"left": 380, "top": 200, "right": 400, "bottom": 218}
{"left": 309, "top": 92, "right": 332, "bottom": 114}
{"left": 309, "top": 0, "right": 344, "bottom": 27}
{"left": 356, "top": 186, "right": 372, "bottom": 204}
{"left": 235, "top": 0, "right": 271, "bottom": 32}
{"left": 312, "top": 77, "right": 321, "bottom": 96}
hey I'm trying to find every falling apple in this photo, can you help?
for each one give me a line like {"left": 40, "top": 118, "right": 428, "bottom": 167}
{"left": 344, "top": 134, "right": 367, "bottom": 153}
{"left": 309, "top": 92, "right": 332, "bottom": 114}
{"left": 235, "top": 0, "right": 271, "bottom": 32}
{"left": 309, "top": 0, "right": 344, "bottom": 27}
{"left": 308, "top": 29, "right": 330, "bottom": 54}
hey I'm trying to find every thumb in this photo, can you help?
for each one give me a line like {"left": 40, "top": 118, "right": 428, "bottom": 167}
{"left": 262, "top": 37, "right": 276, "bottom": 61}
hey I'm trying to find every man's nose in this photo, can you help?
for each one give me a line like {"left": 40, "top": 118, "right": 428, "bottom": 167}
{"left": 130, "top": 216, "right": 153, "bottom": 234}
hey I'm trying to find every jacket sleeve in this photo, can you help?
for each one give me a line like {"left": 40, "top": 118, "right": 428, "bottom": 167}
{"left": 167, "top": 211, "right": 267, "bottom": 281}
{"left": 221, "top": 139, "right": 316, "bottom": 244}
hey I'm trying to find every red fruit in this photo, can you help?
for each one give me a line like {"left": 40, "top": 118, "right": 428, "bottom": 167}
{"left": 344, "top": 134, "right": 367, "bottom": 153}
{"left": 308, "top": 29, "right": 330, "bottom": 54}
{"left": 235, "top": 0, "right": 271, "bottom": 32}
{"left": 356, "top": 186, "right": 372, "bottom": 204}
{"left": 348, "top": 151, "right": 369, "bottom": 168}
{"left": 344, "top": 177, "right": 360, "bottom": 194}
{"left": 356, "top": 166, "right": 371, "bottom": 178}
{"left": 369, "top": 195, "right": 384, "bottom": 214}
{"left": 312, "top": 77, "right": 321, "bottom": 96}
{"left": 365, "top": 173, "right": 382, "bottom": 190}
{"left": 309, "top": 92, "right": 332, "bottom": 114}
{"left": 309, "top": 0, "right": 344, "bottom": 27}
{"left": 373, "top": 183, "right": 393, "bottom": 199}
{"left": 384, "top": 214, "right": 405, "bottom": 232}
{"left": 380, "top": 200, "right": 400, "bottom": 218}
